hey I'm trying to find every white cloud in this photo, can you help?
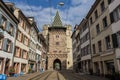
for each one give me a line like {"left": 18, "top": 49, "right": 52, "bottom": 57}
{"left": 11, "top": 0, "right": 95, "bottom": 31}
{"left": 71, "top": 0, "right": 94, "bottom": 6}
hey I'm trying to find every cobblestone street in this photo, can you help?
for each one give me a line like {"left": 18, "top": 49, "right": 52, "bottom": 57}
{"left": 59, "top": 70, "right": 109, "bottom": 80}
{"left": 7, "top": 70, "right": 109, "bottom": 80}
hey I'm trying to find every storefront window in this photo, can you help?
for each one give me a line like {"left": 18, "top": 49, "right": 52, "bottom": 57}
{"left": 106, "top": 62, "right": 115, "bottom": 74}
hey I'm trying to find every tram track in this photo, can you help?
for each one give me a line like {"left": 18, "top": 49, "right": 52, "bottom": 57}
{"left": 57, "top": 71, "right": 60, "bottom": 80}
{"left": 30, "top": 70, "right": 63, "bottom": 80}
{"left": 30, "top": 71, "right": 53, "bottom": 80}
{"left": 43, "top": 71, "right": 53, "bottom": 80}
{"left": 45, "top": 70, "right": 60, "bottom": 80}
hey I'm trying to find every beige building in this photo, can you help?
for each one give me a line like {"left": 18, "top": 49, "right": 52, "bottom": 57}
{"left": 12, "top": 7, "right": 31, "bottom": 74}
{"left": 72, "top": 19, "right": 91, "bottom": 73}
{"left": 72, "top": 0, "right": 120, "bottom": 76}
{"left": 87, "top": 0, "right": 118, "bottom": 76}
{"left": 43, "top": 11, "right": 73, "bottom": 70}
{"left": 79, "top": 19, "right": 91, "bottom": 73}
{"left": 71, "top": 25, "right": 78, "bottom": 72}
{"left": 108, "top": 0, "right": 120, "bottom": 72}
{"left": 38, "top": 33, "right": 47, "bottom": 71}
{"left": 28, "top": 17, "right": 39, "bottom": 72}
{"left": 0, "top": 0, "right": 47, "bottom": 75}
{"left": 0, "top": 1, "right": 18, "bottom": 75}
{"left": 72, "top": 25, "right": 82, "bottom": 72}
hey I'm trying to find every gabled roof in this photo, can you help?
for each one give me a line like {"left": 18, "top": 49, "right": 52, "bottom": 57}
{"left": 52, "top": 11, "right": 63, "bottom": 27}
{"left": 0, "top": 1, "right": 19, "bottom": 24}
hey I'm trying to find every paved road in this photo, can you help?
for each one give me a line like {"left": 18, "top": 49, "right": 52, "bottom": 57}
{"left": 59, "top": 70, "right": 109, "bottom": 80}
{"left": 30, "top": 70, "right": 65, "bottom": 80}
{"left": 7, "top": 70, "right": 109, "bottom": 80}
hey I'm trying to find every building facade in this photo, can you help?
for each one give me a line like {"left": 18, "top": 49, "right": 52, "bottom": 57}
{"left": 71, "top": 25, "right": 77, "bottom": 72}
{"left": 10, "top": 8, "right": 31, "bottom": 74}
{"left": 87, "top": 0, "right": 118, "bottom": 76}
{"left": 72, "top": 0, "right": 120, "bottom": 76}
{"left": 79, "top": 19, "right": 91, "bottom": 73}
{"left": 38, "top": 33, "right": 47, "bottom": 71}
{"left": 72, "top": 25, "right": 82, "bottom": 72}
{"left": 43, "top": 11, "right": 73, "bottom": 70}
{"left": 0, "top": 0, "right": 18, "bottom": 75}
{"left": 0, "top": 0, "right": 47, "bottom": 75}
{"left": 36, "top": 34, "right": 42, "bottom": 72}
{"left": 108, "top": 0, "right": 120, "bottom": 72}
{"left": 28, "top": 17, "right": 39, "bottom": 72}
{"left": 72, "top": 19, "right": 91, "bottom": 73}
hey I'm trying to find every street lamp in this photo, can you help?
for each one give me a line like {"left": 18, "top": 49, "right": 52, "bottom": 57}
{"left": 59, "top": 2, "right": 64, "bottom": 6}
{"left": 57, "top": 1, "right": 64, "bottom": 9}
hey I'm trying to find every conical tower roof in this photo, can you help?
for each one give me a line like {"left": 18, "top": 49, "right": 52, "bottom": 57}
{"left": 52, "top": 11, "right": 63, "bottom": 27}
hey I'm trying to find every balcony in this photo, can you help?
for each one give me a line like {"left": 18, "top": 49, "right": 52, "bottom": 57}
{"left": 101, "top": 48, "right": 114, "bottom": 57}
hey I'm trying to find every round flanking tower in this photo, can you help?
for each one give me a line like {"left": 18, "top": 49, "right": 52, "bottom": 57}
{"left": 43, "top": 11, "right": 73, "bottom": 70}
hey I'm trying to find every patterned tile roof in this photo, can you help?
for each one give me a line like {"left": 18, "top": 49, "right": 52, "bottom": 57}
{"left": 52, "top": 11, "right": 63, "bottom": 27}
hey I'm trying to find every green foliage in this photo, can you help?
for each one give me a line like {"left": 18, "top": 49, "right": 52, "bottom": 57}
{"left": 28, "top": 68, "right": 32, "bottom": 73}
{"left": 8, "top": 66, "right": 15, "bottom": 73}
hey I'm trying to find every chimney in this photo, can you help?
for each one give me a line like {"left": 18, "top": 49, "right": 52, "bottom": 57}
{"left": 5, "top": 2, "right": 15, "bottom": 13}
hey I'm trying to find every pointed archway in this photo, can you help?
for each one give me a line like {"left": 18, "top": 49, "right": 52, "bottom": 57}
{"left": 53, "top": 59, "right": 61, "bottom": 70}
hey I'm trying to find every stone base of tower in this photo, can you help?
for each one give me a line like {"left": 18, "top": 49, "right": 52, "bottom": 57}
{"left": 47, "top": 54, "right": 68, "bottom": 70}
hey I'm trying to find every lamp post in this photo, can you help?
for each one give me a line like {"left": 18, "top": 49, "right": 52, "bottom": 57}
{"left": 57, "top": 1, "right": 64, "bottom": 9}
{"left": 59, "top": 2, "right": 64, "bottom": 6}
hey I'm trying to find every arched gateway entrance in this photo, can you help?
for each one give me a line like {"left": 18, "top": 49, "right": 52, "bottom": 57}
{"left": 53, "top": 59, "right": 61, "bottom": 70}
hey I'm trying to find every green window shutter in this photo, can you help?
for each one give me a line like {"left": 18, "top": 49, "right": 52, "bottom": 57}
{"left": 10, "top": 42, "right": 13, "bottom": 53}
{"left": 2, "top": 38, "right": 8, "bottom": 51}
{"left": 110, "top": 12, "right": 114, "bottom": 23}
{"left": 112, "top": 33, "right": 118, "bottom": 48}
{"left": 21, "top": 49, "right": 23, "bottom": 58}
{"left": 0, "top": 13, "right": 2, "bottom": 25}
{"left": 6, "top": 21, "right": 10, "bottom": 32}
{"left": 11, "top": 25, "right": 15, "bottom": 37}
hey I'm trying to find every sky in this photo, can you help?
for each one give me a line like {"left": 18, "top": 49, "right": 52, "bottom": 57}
{"left": 3, "top": 0, "right": 95, "bottom": 31}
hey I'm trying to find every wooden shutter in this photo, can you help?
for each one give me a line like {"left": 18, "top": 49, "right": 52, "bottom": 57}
{"left": 112, "top": 33, "right": 118, "bottom": 48}
{"left": 12, "top": 26, "right": 15, "bottom": 37}
{"left": 0, "top": 13, "right": 2, "bottom": 25}
{"left": 110, "top": 12, "right": 114, "bottom": 23}
{"left": 2, "top": 38, "right": 7, "bottom": 51}
{"left": 10, "top": 42, "right": 13, "bottom": 53}
{"left": 6, "top": 21, "right": 10, "bottom": 32}
{"left": 11, "top": 24, "right": 14, "bottom": 37}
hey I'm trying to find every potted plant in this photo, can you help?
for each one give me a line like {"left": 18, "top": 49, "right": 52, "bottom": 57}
{"left": 28, "top": 68, "right": 32, "bottom": 73}
{"left": 8, "top": 66, "right": 15, "bottom": 77}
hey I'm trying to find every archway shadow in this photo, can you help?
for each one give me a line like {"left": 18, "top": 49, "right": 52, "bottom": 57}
{"left": 53, "top": 59, "right": 61, "bottom": 70}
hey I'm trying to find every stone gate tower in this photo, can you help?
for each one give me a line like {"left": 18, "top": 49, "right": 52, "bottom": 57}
{"left": 43, "top": 11, "right": 73, "bottom": 70}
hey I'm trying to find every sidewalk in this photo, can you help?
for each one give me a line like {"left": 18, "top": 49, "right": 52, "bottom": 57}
{"left": 7, "top": 72, "right": 40, "bottom": 80}
{"left": 75, "top": 72, "right": 109, "bottom": 80}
